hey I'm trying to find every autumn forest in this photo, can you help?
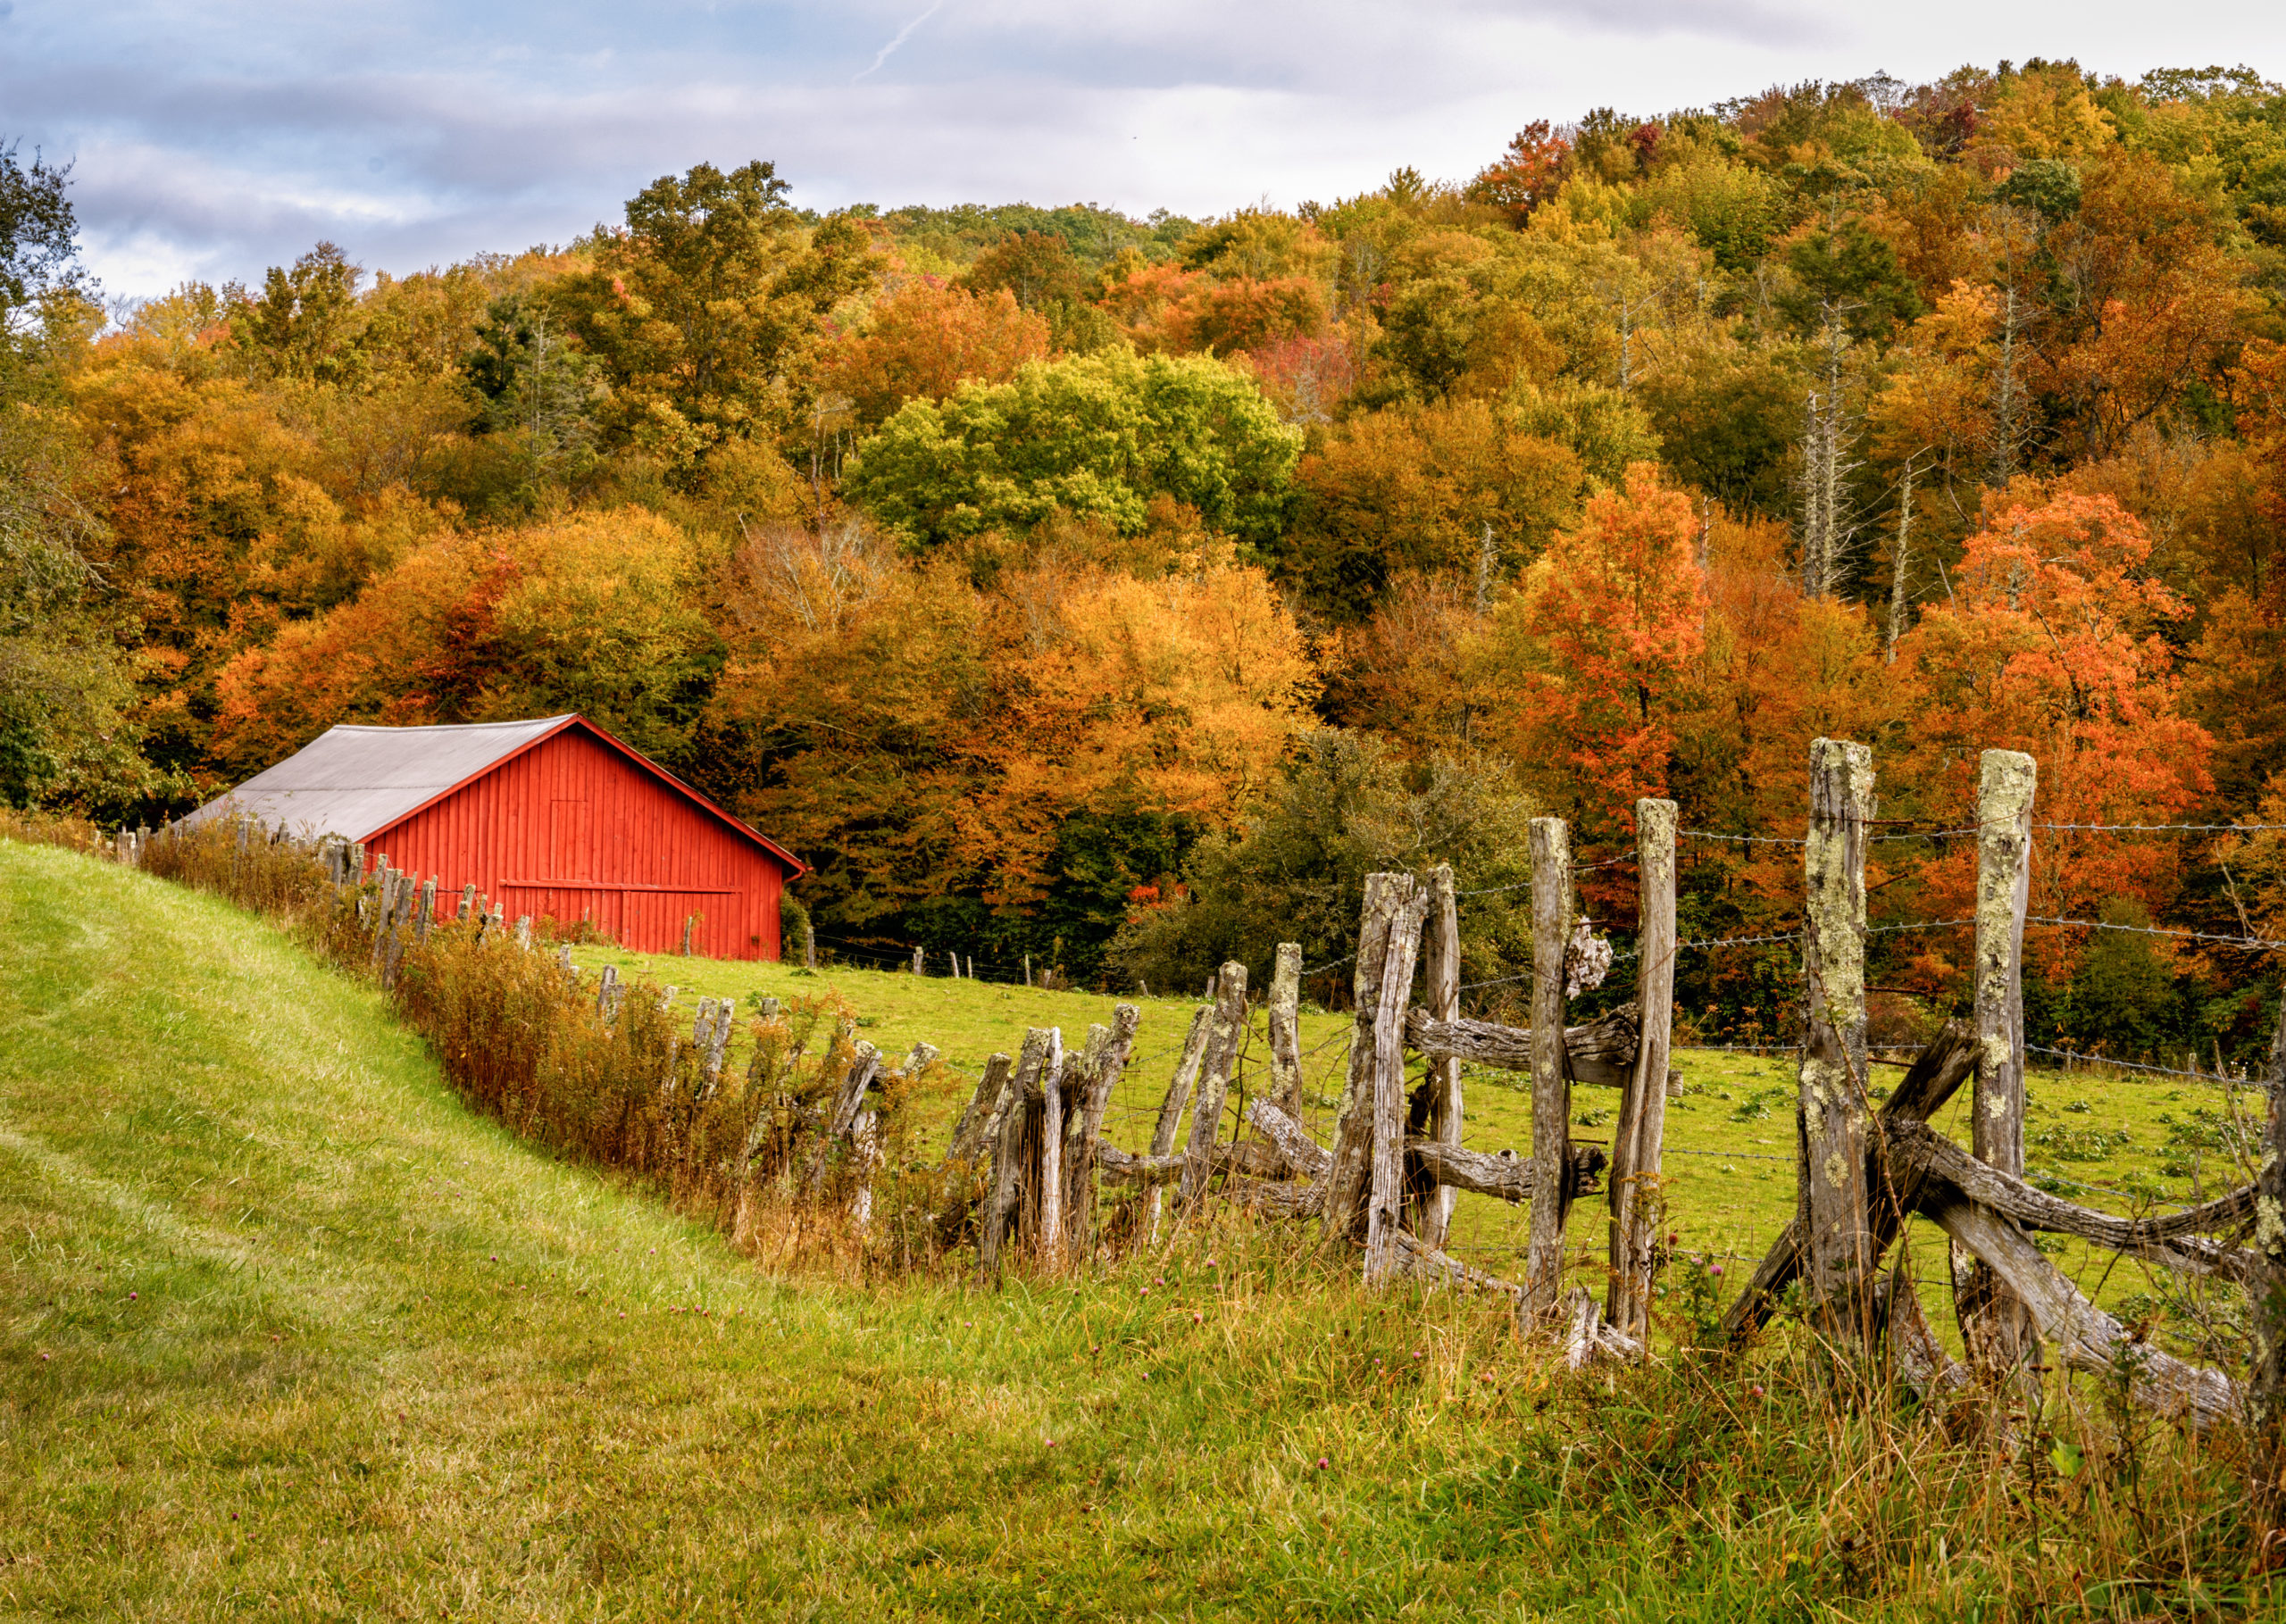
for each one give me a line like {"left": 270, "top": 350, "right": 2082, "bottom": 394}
{"left": 8, "top": 60, "right": 2286, "bottom": 1063}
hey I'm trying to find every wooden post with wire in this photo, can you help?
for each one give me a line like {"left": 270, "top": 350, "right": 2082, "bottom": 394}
{"left": 1416, "top": 867, "right": 1463, "bottom": 1249}
{"left": 1522, "top": 819, "right": 1573, "bottom": 1320}
{"left": 1325, "top": 874, "right": 1404, "bottom": 1244}
{"left": 1608, "top": 798, "right": 1675, "bottom": 1342}
{"left": 1800, "top": 737, "right": 1875, "bottom": 1346}
{"left": 1959, "top": 747, "right": 2038, "bottom": 1375}
{"left": 1362, "top": 881, "right": 1430, "bottom": 1286}
{"left": 1267, "top": 943, "right": 1305, "bottom": 1118}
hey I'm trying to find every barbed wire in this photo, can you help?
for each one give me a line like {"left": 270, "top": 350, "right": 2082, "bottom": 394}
{"left": 1679, "top": 830, "right": 1806, "bottom": 847}
{"left": 1679, "top": 929, "right": 1804, "bottom": 951}
{"left": 2027, "top": 915, "right": 2286, "bottom": 952}
{"left": 2038, "top": 821, "right": 2286, "bottom": 834}
{"left": 1868, "top": 917, "right": 1974, "bottom": 936}
{"left": 2027, "top": 1044, "right": 2255, "bottom": 1087}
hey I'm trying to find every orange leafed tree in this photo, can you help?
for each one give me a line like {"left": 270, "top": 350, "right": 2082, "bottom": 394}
{"left": 1471, "top": 464, "right": 1708, "bottom": 845}
{"left": 1899, "top": 490, "right": 2214, "bottom": 970}
{"left": 822, "top": 279, "right": 1051, "bottom": 429}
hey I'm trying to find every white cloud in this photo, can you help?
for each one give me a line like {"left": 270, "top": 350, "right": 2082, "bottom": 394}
{"left": 12, "top": 0, "right": 2286, "bottom": 296}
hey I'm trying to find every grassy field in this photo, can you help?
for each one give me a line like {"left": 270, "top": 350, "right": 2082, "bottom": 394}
{"left": 3, "top": 843, "right": 2264, "bottom": 1620}
{"left": 577, "top": 939, "right": 2255, "bottom": 1327}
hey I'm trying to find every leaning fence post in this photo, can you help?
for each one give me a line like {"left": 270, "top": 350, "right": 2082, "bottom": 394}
{"left": 1800, "top": 737, "right": 1875, "bottom": 1346}
{"left": 1958, "top": 748, "right": 2038, "bottom": 1373}
{"left": 1522, "top": 819, "right": 1573, "bottom": 1320}
{"left": 1181, "top": 963, "right": 1250, "bottom": 1207}
{"left": 1418, "top": 868, "right": 1463, "bottom": 1249}
{"left": 1065, "top": 1003, "right": 1139, "bottom": 1256}
{"left": 1325, "top": 874, "right": 1402, "bottom": 1244}
{"left": 1608, "top": 798, "right": 1676, "bottom": 1341}
{"left": 1147, "top": 1002, "right": 1215, "bottom": 1240}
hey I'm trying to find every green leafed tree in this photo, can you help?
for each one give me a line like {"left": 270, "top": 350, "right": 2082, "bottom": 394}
{"left": 560, "top": 160, "right": 880, "bottom": 473}
{"left": 844, "top": 349, "right": 1302, "bottom": 551}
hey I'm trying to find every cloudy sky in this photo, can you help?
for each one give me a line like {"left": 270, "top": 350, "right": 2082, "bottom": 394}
{"left": 9, "top": 0, "right": 2285, "bottom": 300}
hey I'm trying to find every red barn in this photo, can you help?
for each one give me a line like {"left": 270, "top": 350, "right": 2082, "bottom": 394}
{"left": 185, "top": 714, "right": 804, "bottom": 960}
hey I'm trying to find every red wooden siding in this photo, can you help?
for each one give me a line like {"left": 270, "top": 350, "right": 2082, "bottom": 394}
{"left": 362, "top": 726, "right": 789, "bottom": 960}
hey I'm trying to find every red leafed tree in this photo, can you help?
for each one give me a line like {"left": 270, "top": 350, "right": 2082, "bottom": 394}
{"left": 1468, "top": 120, "right": 1573, "bottom": 225}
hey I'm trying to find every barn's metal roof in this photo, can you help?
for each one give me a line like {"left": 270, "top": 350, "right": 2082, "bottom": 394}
{"left": 181, "top": 714, "right": 806, "bottom": 875}
{"left": 182, "top": 715, "right": 578, "bottom": 841}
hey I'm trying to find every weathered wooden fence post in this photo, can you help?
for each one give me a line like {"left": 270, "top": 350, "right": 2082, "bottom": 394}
{"left": 414, "top": 878, "right": 438, "bottom": 944}
{"left": 1800, "top": 737, "right": 1875, "bottom": 1347}
{"left": 1522, "top": 819, "right": 1573, "bottom": 1320}
{"left": 1146, "top": 1002, "right": 1215, "bottom": 1240}
{"left": 1325, "top": 875, "right": 1404, "bottom": 1244}
{"left": 913, "top": 945, "right": 925, "bottom": 976}
{"left": 1363, "top": 884, "right": 1431, "bottom": 1285}
{"left": 1266, "top": 943, "right": 1305, "bottom": 1118}
{"left": 1958, "top": 747, "right": 2037, "bottom": 1373}
{"left": 1180, "top": 964, "right": 1250, "bottom": 1208}
{"left": 1608, "top": 798, "right": 1677, "bottom": 1341}
{"left": 2250, "top": 993, "right": 2286, "bottom": 1502}
{"left": 803, "top": 919, "right": 816, "bottom": 970}
{"left": 1418, "top": 867, "right": 1463, "bottom": 1249}
{"left": 981, "top": 1029, "right": 1054, "bottom": 1274}
{"left": 1063, "top": 1003, "right": 1139, "bottom": 1258}
{"left": 1040, "top": 1033, "right": 1067, "bottom": 1266}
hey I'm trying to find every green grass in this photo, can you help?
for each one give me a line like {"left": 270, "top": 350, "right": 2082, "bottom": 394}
{"left": 4, "top": 843, "right": 2265, "bottom": 1620}
{"left": 580, "top": 941, "right": 2242, "bottom": 1330}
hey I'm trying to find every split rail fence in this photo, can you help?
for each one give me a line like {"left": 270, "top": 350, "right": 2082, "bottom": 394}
{"left": 96, "top": 745, "right": 2286, "bottom": 1428}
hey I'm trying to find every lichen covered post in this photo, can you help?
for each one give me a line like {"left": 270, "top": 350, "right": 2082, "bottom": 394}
{"left": 1799, "top": 737, "right": 1875, "bottom": 1345}
{"left": 1419, "top": 868, "right": 1464, "bottom": 1249}
{"left": 1181, "top": 963, "right": 1250, "bottom": 1207}
{"left": 1523, "top": 818, "right": 1573, "bottom": 1319}
{"left": 1608, "top": 797, "right": 1676, "bottom": 1342}
{"left": 1959, "top": 747, "right": 2038, "bottom": 1374}
{"left": 2251, "top": 993, "right": 2286, "bottom": 1499}
{"left": 1325, "top": 874, "right": 1403, "bottom": 1244}
{"left": 1364, "top": 881, "right": 1430, "bottom": 1286}
{"left": 1267, "top": 943, "right": 1305, "bottom": 1118}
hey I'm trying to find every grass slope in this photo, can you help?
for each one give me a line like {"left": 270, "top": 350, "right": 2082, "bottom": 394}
{"left": 2, "top": 844, "right": 2255, "bottom": 1620}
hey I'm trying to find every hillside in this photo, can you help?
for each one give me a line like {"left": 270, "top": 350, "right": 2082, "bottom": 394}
{"left": 4, "top": 841, "right": 2265, "bottom": 1618}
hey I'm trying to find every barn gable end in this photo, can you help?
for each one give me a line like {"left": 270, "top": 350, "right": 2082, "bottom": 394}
{"left": 186, "top": 716, "right": 800, "bottom": 962}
